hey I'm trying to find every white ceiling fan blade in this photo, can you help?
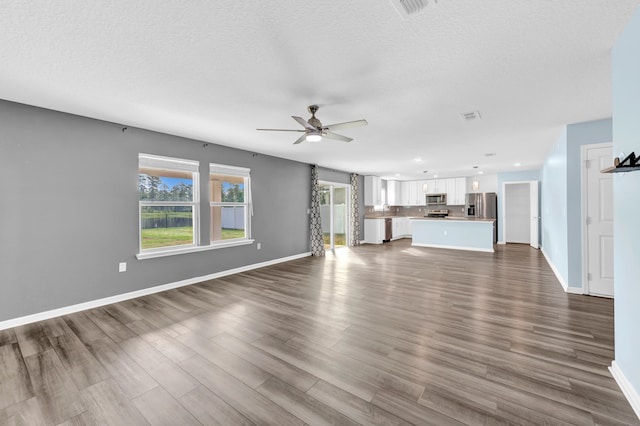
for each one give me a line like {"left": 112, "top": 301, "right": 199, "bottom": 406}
{"left": 293, "top": 134, "right": 307, "bottom": 145}
{"left": 323, "top": 131, "right": 353, "bottom": 142}
{"left": 257, "top": 128, "right": 305, "bottom": 132}
{"left": 292, "top": 116, "right": 317, "bottom": 130}
{"left": 323, "top": 119, "right": 368, "bottom": 131}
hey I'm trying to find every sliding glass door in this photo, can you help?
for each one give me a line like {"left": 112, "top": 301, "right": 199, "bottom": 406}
{"left": 319, "top": 182, "right": 349, "bottom": 250}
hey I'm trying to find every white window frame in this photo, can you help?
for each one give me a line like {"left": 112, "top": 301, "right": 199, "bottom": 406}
{"left": 209, "top": 163, "right": 253, "bottom": 248}
{"left": 137, "top": 153, "right": 200, "bottom": 257}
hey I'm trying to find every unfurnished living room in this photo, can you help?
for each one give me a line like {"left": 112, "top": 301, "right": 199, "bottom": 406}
{"left": 2, "top": 1, "right": 640, "bottom": 425}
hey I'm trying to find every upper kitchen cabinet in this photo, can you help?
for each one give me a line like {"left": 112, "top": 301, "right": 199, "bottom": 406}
{"left": 425, "top": 179, "right": 445, "bottom": 194}
{"left": 386, "top": 180, "right": 402, "bottom": 205}
{"left": 444, "top": 177, "right": 467, "bottom": 205}
{"left": 364, "top": 175, "right": 382, "bottom": 206}
{"left": 402, "top": 180, "right": 425, "bottom": 205}
{"left": 454, "top": 177, "right": 467, "bottom": 205}
{"left": 399, "top": 181, "right": 411, "bottom": 205}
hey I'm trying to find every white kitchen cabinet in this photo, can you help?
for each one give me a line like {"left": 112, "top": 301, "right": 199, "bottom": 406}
{"left": 434, "top": 179, "right": 446, "bottom": 193}
{"left": 364, "top": 176, "right": 382, "bottom": 206}
{"left": 414, "top": 180, "right": 429, "bottom": 205}
{"left": 424, "top": 179, "right": 436, "bottom": 194}
{"left": 454, "top": 177, "right": 467, "bottom": 205}
{"left": 406, "top": 181, "right": 418, "bottom": 205}
{"left": 386, "top": 180, "right": 402, "bottom": 205}
{"left": 364, "top": 218, "right": 385, "bottom": 244}
{"left": 392, "top": 217, "right": 411, "bottom": 239}
{"left": 426, "top": 179, "right": 449, "bottom": 194}
{"left": 399, "top": 181, "right": 410, "bottom": 205}
{"left": 446, "top": 179, "right": 456, "bottom": 205}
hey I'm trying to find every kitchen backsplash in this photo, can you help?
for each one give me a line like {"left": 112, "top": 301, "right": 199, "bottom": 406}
{"left": 365, "top": 205, "right": 466, "bottom": 217}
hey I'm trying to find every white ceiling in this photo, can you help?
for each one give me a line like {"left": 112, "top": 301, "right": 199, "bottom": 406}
{"left": 2, "top": 1, "right": 639, "bottom": 180}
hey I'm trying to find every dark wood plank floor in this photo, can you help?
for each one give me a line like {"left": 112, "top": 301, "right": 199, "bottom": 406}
{"left": 1, "top": 240, "right": 638, "bottom": 425}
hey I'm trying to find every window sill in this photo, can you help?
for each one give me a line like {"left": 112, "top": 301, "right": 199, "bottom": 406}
{"left": 136, "top": 239, "right": 255, "bottom": 260}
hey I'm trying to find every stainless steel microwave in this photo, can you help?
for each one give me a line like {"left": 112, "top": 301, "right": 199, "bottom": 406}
{"left": 426, "top": 193, "right": 447, "bottom": 205}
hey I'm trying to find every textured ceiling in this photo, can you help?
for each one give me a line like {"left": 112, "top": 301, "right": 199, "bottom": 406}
{"left": 2, "top": 1, "right": 639, "bottom": 179}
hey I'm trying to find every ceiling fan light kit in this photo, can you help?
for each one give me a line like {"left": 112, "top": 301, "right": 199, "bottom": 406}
{"left": 306, "top": 133, "right": 322, "bottom": 142}
{"left": 257, "top": 105, "right": 367, "bottom": 145}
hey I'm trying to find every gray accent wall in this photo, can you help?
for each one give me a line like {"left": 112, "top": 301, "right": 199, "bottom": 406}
{"left": 0, "top": 99, "right": 314, "bottom": 322}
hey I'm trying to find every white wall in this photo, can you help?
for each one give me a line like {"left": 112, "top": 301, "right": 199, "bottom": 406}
{"left": 466, "top": 173, "right": 497, "bottom": 193}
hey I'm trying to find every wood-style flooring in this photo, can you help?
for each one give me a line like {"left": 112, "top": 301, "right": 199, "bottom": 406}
{"left": 0, "top": 240, "right": 638, "bottom": 425}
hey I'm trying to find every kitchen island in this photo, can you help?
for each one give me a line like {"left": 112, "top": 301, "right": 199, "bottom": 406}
{"left": 410, "top": 217, "right": 496, "bottom": 252}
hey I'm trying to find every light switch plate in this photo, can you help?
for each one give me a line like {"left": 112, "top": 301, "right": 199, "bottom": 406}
{"left": 119, "top": 262, "right": 127, "bottom": 272}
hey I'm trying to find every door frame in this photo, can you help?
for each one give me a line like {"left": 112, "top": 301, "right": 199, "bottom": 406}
{"left": 580, "top": 141, "right": 613, "bottom": 296}
{"left": 501, "top": 180, "right": 539, "bottom": 247}
{"left": 318, "top": 180, "right": 351, "bottom": 250}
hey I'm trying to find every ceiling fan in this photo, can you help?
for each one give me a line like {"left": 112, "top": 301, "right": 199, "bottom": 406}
{"left": 257, "top": 105, "right": 368, "bottom": 144}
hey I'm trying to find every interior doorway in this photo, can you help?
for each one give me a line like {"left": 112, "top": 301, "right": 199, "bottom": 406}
{"left": 582, "top": 142, "right": 614, "bottom": 297}
{"left": 502, "top": 181, "right": 539, "bottom": 248}
{"left": 319, "top": 181, "right": 349, "bottom": 250}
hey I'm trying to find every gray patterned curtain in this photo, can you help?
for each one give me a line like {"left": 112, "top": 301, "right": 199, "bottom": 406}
{"left": 310, "top": 165, "right": 325, "bottom": 256}
{"left": 350, "top": 173, "right": 360, "bottom": 246}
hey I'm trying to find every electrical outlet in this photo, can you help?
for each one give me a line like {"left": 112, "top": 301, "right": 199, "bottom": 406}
{"left": 118, "top": 262, "right": 127, "bottom": 272}
{"left": 257, "top": 243, "right": 261, "bottom": 250}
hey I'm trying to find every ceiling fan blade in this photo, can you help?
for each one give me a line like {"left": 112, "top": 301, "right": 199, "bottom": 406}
{"left": 257, "top": 128, "right": 305, "bottom": 132}
{"left": 293, "top": 134, "right": 307, "bottom": 145}
{"left": 292, "top": 116, "right": 317, "bottom": 130}
{"left": 323, "top": 119, "right": 368, "bottom": 131}
{"left": 323, "top": 131, "right": 353, "bottom": 142}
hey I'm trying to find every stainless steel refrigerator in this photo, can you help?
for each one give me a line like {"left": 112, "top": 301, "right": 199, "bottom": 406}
{"left": 465, "top": 192, "right": 498, "bottom": 243}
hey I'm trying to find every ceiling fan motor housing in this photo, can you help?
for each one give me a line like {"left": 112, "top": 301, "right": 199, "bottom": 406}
{"left": 307, "top": 105, "right": 322, "bottom": 128}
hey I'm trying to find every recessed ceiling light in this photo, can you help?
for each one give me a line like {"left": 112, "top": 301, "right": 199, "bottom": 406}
{"left": 414, "top": 157, "right": 423, "bottom": 162}
{"left": 395, "top": 173, "right": 400, "bottom": 177}
{"left": 478, "top": 171, "right": 484, "bottom": 175}
{"left": 514, "top": 162, "right": 521, "bottom": 167}
{"left": 433, "top": 174, "right": 438, "bottom": 178}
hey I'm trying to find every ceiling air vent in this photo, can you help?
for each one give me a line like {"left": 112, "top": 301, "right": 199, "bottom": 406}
{"left": 391, "top": 0, "right": 429, "bottom": 19}
{"left": 461, "top": 111, "right": 481, "bottom": 121}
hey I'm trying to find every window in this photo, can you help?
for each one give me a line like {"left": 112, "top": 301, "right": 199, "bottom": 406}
{"left": 138, "top": 154, "right": 199, "bottom": 252}
{"left": 210, "top": 163, "right": 251, "bottom": 244}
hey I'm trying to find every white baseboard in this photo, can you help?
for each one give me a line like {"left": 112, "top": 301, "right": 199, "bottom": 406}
{"left": 497, "top": 241, "right": 506, "bottom": 245}
{"left": 540, "top": 247, "right": 579, "bottom": 293}
{"left": 0, "top": 252, "right": 311, "bottom": 331}
{"left": 610, "top": 361, "right": 640, "bottom": 421}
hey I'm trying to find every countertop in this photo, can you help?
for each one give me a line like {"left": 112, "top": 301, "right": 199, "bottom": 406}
{"left": 409, "top": 217, "right": 496, "bottom": 222}
{"left": 364, "top": 215, "right": 401, "bottom": 219}
{"left": 364, "top": 215, "right": 495, "bottom": 222}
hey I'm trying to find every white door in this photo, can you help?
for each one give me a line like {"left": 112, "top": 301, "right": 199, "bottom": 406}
{"left": 530, "top": 181, "right": 539, "bottom": 249}
{"left": 584, "top": 144, "right": 614, "bottom": 297}
{"left": 502, "top": 181, "right": 539, "bottom": 247}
